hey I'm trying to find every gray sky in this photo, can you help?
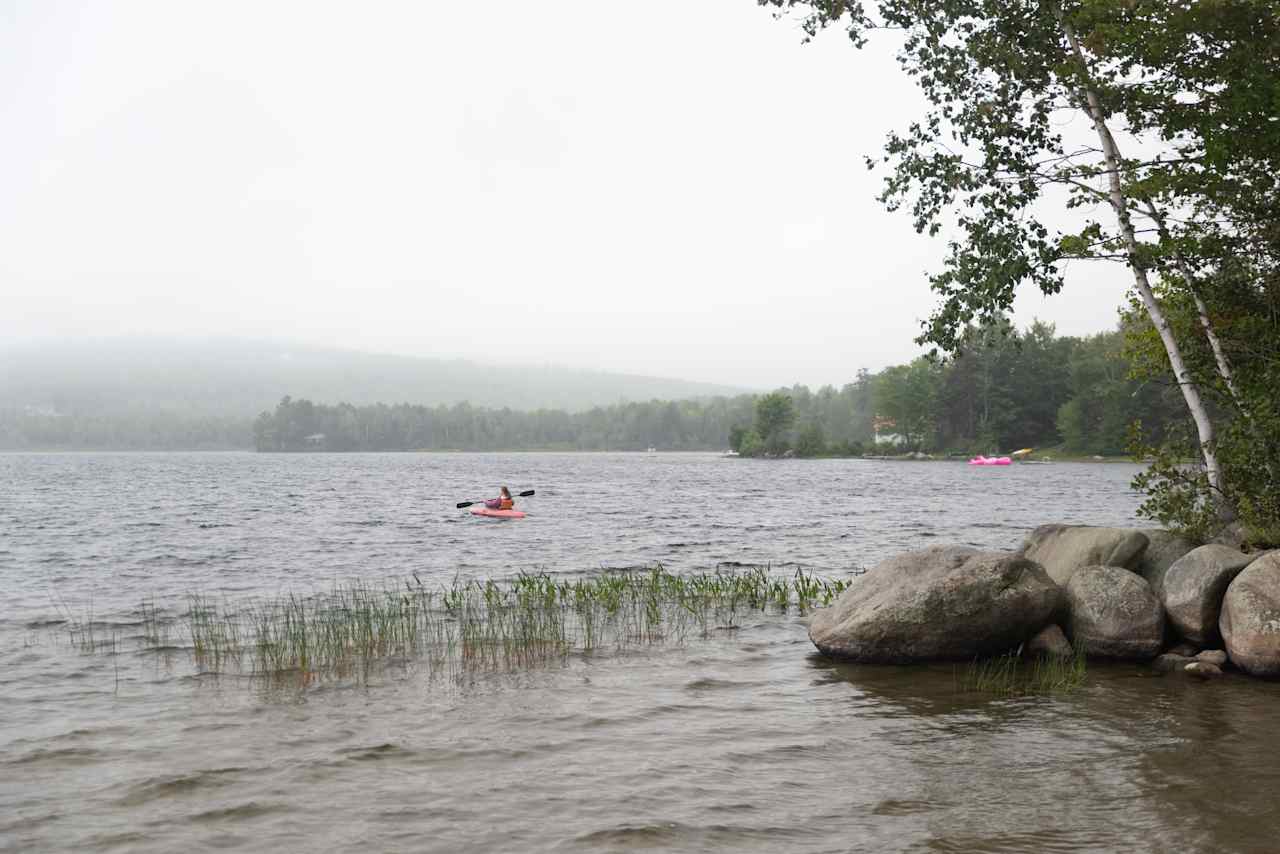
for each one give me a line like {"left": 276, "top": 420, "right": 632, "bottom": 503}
{"left": 2, "top": 0, "right": 1130, "bottom": 389}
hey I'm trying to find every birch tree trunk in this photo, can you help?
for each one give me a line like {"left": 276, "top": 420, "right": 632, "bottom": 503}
{"left": 1054, "top": 6, "right": 1228, "bottom": 509}
{"left": 1140, "top": 200, "right": 1251, "bottom": 418}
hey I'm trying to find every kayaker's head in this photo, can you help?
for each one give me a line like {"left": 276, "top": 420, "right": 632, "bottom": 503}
{"left": 500, "top": 486, "right": 511, "bottom": 499}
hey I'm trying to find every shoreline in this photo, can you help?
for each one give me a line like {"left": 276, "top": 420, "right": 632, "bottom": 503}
{"left": 0, "top": 446, "right": 1144, "bottom": 463}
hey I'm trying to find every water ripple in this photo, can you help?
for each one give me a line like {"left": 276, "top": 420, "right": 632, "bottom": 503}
{"left": 5, "top": 453, "right": 1273, "bottom": 854}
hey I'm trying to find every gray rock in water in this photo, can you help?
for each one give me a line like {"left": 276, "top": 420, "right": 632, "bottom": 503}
{"left": 808, "top": 545, "right": 1059, "bottom": 663}
{"left": 1133, "top": 529, "right": 1198, "bottom": 599}
{"left": 1220, "top": 552, "right": 1280, "bottom": 677}
{"left": 1167, "top": 642, "right": 1200, "bottom": 657}
{"left": 1195, "top": 649, "right": 1228, "bottom": 667}
{"left": 1065, "top": 566, "right": 1164, "bottom": 660}
{"left": 1162, "top": 545, "right": 1256, "bottom": 644}
{"left": 1184, "top": 661, "right": 1224, "bottom": 680}
{"left": 1153, "top": 653, "right": 1194, "bottom": 673}
{"left": 1025, "top": 624, "right": 1073, "bottom": 660}
{"left": 1020, "top": 525, "right": 1150, "bottom": 587}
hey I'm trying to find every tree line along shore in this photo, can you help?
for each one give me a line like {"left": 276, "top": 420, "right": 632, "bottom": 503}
{"left": 218, "top": 320, "right": 1197, "bottom": 460}
{"left": 0, "top": 322, "right": 1180, "bottom": 460}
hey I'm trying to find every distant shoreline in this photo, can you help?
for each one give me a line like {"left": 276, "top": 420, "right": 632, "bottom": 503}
{"left": 0, "top": 447, "right": 1141, "bottom": 463}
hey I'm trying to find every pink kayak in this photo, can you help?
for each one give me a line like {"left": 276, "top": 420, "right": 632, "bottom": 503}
{"left": 470, "top": 507, "right": 527, "bottom": 519}
{"left": 969, "top": 455, "right": 1012, "bottom": 466}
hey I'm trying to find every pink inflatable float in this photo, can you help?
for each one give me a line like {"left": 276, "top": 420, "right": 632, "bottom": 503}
{"left": 968, "top": 455, "right": 1012, "bottom": 466}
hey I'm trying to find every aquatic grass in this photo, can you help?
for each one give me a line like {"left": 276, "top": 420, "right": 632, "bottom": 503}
{"left": 50, "top": 591, "right": 129, "bottom": 657}
{"left": 138, "top": 598, "right": 169, "bottom": 649}
{"left": 104, "top": 564, "right": 861, "bottom": 687}
{"left": 1025, "top": 645, "right": 1088, "bottom": 693}
{"left": 794, "top": 567, "right": 851, "bottom": 610}
{"left": 50, "top": 590, "right": 93, "bottom": 651}
{"left": 958, "top": 645, "right": 1088, "bottom": 696}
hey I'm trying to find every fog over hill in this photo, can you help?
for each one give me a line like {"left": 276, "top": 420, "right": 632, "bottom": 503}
{"left": 0, "top": 339, "right": 750, "bottom": 417}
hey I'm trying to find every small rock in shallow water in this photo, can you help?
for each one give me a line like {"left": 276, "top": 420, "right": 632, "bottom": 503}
{"left": 1153, "top": 654, "right": 1194, "bottom": 673}
{"left": 1184, "top": 662, "right": 1224, "bottom": 680}
{"left": 1168, "top": 642, "right": 1199, "bottom": 658}
{"left": 1194, "top": 649, "right": 1228, "bottom": 667}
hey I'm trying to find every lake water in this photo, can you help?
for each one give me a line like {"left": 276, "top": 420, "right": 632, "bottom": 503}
{"left": 3, "top": 452, "right": 1278, "bottom": 853}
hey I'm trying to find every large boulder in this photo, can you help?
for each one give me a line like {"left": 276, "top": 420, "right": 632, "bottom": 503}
{"left": 1219, "top": 552, "right": 1280, "bottom": 677}
{"left": 1020, "top": 525, "right": 1149, "bottom": 586}
{"left": 1162, "top": 545, "right": 1256, "bottom": 644}
{"left": 809, "top": 545, "right": 1060, "bottom": 662}
{"left": 1132, "top": 529, "right": 1198, "bottom": 599}
{"left": 1065, "top": 566, "right": 1164, "bottom": 660}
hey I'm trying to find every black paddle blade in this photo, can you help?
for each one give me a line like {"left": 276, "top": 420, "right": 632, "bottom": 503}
{"left": 518, "top": 490, "right": 536, "bottom": 497}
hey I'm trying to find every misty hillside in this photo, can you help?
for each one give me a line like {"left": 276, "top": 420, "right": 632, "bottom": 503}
{"left": 0, "top": 339, "right": 749, "bottom": 416}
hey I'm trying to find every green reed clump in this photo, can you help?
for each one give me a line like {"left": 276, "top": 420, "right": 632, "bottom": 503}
{"left": 958, "top": 645, "right": 1088, "bottom": 696}
{"left": 116, "top": 564, "right": 859, "bottom": 686}
{"left": 186, "top": 594, "right": 244, "bottom": 671}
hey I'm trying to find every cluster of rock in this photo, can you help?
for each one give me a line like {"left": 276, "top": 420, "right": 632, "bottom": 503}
{"left": 809, "top": 525, "right": 1280, "bottom": 680}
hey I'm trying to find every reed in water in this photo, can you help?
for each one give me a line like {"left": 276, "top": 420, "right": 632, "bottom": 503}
{"left": 957, "top": 645, "right": 1088, "bottom": 696}
{"left": 100, "top": 565, "right": 855, "bottom": 685}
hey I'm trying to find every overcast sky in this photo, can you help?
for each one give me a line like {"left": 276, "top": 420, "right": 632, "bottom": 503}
{"left": 2, "top": 0, "right": 1131, "bottom": 388}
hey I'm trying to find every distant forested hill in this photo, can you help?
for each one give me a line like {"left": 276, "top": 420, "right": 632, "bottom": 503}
{"left": 248, "top": 323, "right": 1187, "bottom": 456}
{"left": 0, "top": 324, "right": 1184, "bottom": 454}
{"left": 0, "top": 338, "right": 748, "bottom": 417}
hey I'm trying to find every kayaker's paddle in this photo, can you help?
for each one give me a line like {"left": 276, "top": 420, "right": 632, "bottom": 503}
{"left": 456, "top": 490, "right": 535, "bottom": 509}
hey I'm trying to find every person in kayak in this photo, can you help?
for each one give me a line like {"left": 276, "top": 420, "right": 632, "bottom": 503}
{"left": 484, "top": 487, "right": 515, "bottom": 511}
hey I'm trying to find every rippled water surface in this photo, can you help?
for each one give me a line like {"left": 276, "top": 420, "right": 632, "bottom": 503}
{"left": 3, "top": 452, "right": 1278, "bottom": 853}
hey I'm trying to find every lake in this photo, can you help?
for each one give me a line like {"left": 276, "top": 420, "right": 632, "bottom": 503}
{"left": 2, "top": 452, "right": 1277, "bottom": 853}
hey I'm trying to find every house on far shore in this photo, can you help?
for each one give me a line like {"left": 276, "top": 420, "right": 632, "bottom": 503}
{"left": 872, "top": 416, "right": 907, "bottom": 447}
{"left": 304, "top": 433, "right": 326, "bottom": 449}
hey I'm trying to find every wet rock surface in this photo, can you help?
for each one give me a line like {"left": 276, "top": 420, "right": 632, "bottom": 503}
{"left": 1194, "top": 649, "right": 1228, "bottom": 667}
{"left": 1153, "top": 653, "right": 1194, "bottom": 673}
{"left": 1184, "top": 661, "right": 1224, "bottom": 680}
